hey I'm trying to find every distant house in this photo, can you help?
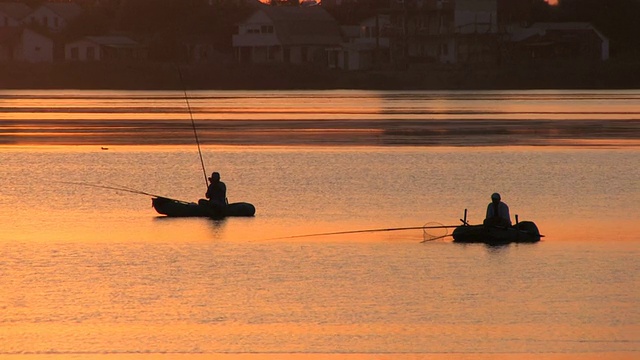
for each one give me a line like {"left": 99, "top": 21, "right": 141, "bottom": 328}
{"left": 510, "top": 22, "right": 609, "bottom": 62}
{"left": 388, "top": 0, "right": 456, "bottom": 65}
{"left": 65, "top": 35, "right": 147, "bottom": 61}
{"left": 455, "top": 0, "right": 497, "bottom": 34}
{"left": 232, "top": 4, "right": 342, "bottom": 65}
{"left": 0, "top": 2, "right": 31, "bottom": 27}
{"left": 454, "top": 0, "right": 499, "bottom": 63}
{"left": 26, "top": 2, "right": 82, "bottom": 32}
{"left": 0, "top": 27, "right": 53, "bottom": 62}
{"left": 329, "top": 15, "right": 391, "bottom": 70}
{"left": 181, "top": 34, "right": 233, "bottom": 63}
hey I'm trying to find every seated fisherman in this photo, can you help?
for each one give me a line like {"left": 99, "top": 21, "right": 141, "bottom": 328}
{"left": 483, "top": 192, "right": 512, "bottom": 227}
{"left": 204, "top": 171, "right": 228, "bottom": 215}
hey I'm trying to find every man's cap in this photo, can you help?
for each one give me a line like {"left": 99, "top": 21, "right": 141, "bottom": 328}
{"left": 491, "top": 192, "right": 501, "bottom": 200}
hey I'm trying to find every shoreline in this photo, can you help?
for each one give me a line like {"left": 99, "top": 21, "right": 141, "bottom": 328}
{"left": 2, "top": 58, "right": 640, "bottom": 90}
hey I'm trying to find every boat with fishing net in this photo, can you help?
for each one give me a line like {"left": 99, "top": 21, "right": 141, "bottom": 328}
{"left": 152, "top": 197, "right": 255, "bottom": 218}
{"left": 451, "top": 221, "right": 542, "bottom": 245}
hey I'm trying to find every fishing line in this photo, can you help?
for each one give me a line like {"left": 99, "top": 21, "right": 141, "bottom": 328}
{"left": 176, "top": 64, "right": 208, "bottom": 189}
{"left": 270, "top": 223, "right": 459, "bottom": 241}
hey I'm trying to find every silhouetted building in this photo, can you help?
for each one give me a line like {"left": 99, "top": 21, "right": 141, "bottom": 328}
{"left": 509, "top": 22, "right": 609, "bottom": 62}
{"left": 232, "top": 4, "right": 342, "bottom": 64}
{"left": 65, "top": 35, "right": 148, "bottom": 61}
{"left": 0, "top": 2, "right": 31, "bottom": 27}
{"left": 329, "top": 14, "right": 391, "bottom": 70}
{"left": 388, "top": 0, "right": 455, "bottom": 65}
{"left": 25, "top": 2, "right": 83, "bottom": 32}
{"left": 497, "top": 0, "right": 533, "bottom": 30}
{"left": 454, "top": 0, "right": 498, "bottom": 63}
{"left": 388, "top": 0, "right": 498, "bottom": 66}
{"left": 0, "top": 27, "right": 53, "bottom": 62}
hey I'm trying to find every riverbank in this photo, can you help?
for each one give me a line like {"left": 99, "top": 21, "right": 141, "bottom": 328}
{"left": 2, "top": 58, "right": 639, "bottom": 90}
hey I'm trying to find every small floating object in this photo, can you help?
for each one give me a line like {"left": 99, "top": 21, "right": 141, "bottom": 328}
{"left": 101, "top": 147, "right": 109, "bottom": 150}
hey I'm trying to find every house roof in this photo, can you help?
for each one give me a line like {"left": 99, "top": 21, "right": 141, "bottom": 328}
{"left": 512, "top": 22, "right": 609, "bottom": 42}
{"left": 39, "top": 2, "right": 83, "bottom": 20}
{"left": 257, "top": 4, "right": 342, "bottom": 46}
{"left": 0, "top": 2, "right": 31, "bottom": 20}
{"left": 531, "top": 22, "right": 598, "bottom": 31}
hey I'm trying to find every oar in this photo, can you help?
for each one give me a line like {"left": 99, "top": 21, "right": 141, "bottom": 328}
{"left": 271, "top": 224, "right": 459, "bottom": 240}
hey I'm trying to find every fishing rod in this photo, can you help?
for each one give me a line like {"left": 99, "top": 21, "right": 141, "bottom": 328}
{"left": 271, "top": 224, "right": 460, "bottom": 240}
{"left": 56, "top": 180, "right": 169, "bottom": 199}
{"left": 176, "top": 64, "right": 208, "bottom": 189}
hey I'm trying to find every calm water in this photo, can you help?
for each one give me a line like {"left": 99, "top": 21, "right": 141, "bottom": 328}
{"left": 0, "top": 90, "right": 639, "bottom": 359}
{"left": 2, "top": 89, "right": 639, "bottom": 146}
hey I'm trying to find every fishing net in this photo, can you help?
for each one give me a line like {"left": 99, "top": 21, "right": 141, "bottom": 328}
{"left": 422, "top": 222, "right": 448, "bottom": 242}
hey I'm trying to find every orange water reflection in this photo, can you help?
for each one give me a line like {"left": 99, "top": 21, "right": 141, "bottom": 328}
{"left": 3, "top": 355, "right": 636, "bottom": 360}
{"left": 2, "top": 90, "right": 639, "bottom": 147}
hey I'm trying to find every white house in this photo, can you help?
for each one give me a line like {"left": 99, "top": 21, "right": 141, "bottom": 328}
{"left": 0, "top": 2, "right": 31, "bottom": 27}
{"left": 65, "top": 35, "right": 146, "bottom": 61}
{"left": 232, "top": 4, "right": 342, "bottom": 64}
{"left": 0, "top": 27, "right": 53, "bottom": 62}
{"left": 26, "top": 2, "right": 82, "bottom": 32}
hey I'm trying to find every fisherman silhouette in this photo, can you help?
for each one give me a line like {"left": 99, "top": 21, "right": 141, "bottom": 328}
{"left": 483, "top": 192, "right": 511, "bottom": 227}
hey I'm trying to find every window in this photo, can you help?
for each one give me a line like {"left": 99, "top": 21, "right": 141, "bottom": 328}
{"left": 267, "top": 45, "right": 277, "bottom": 60}
{"left": 261, "top": 25, "right": 273, "bottom": 34}
{"left": 70, "top": 47, "right": 78, "bottom": 60}
{"left": 199, "top": 47, "right": 208, "bottom": 60}
{"left": 87, "top": 47, "right": 95, "bottom": 60}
